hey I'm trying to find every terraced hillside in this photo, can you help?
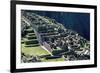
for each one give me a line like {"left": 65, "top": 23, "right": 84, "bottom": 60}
{"left": 21, "top": 10, "right": 90, "bottom": 63}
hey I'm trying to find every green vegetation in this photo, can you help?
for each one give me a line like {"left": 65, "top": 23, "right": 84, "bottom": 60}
{"left": 21, "top": 26, "right": 49, "bottom": 56}
{"left": 21, "top": 25, "right": 65, "bottom": 62}
{"left": 25, "top": 39, "right": 39, "bottom": 45}
{"left": 27, "top": 33, "right": 36, "bottom": 36}
{"left": 41, "top": 57, "right": 64, "bottom": 62}
{"left": 21, "top": 44, "right": 49, "bottom": 56}
{"left": 21, "top": 11, "right": 90, "bottom": 62}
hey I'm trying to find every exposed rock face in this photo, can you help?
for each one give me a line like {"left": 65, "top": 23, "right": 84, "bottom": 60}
{"left": 21, "top": 10, "right": 90, "bottom": 61}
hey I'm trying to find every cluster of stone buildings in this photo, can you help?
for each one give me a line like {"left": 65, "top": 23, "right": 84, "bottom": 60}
{"left": 21, "top": 10, "right": 90, "bottom": 62}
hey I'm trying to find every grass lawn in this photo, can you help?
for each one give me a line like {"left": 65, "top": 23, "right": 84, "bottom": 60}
{"left": 21, "top": 44, "right": 49, "bottom": 56}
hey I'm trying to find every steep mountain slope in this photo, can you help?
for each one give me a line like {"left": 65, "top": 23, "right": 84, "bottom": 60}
{"left": 21, "top": 10, "right": 90, "bottom": 62}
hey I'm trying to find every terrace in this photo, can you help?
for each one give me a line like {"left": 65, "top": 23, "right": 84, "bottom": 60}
{"left": 21, "top": 11, "right": 90, "bottom": 63}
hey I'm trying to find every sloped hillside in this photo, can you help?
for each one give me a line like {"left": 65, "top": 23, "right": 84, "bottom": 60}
{"left": 21, "top": 10, "right": 90, "bottom": 63}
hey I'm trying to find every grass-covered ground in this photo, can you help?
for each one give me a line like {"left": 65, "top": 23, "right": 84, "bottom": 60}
{"left": 41, "top": 57, "right": 65, "bottom": 62}
{"left": 21, "top": 44, "right": 49, "bottom": 56}
{"left": 21, "top": 43, "right": 65, "bottom": 62}
{"left": 21, "top": 26, "right": 65, "bottom": 62}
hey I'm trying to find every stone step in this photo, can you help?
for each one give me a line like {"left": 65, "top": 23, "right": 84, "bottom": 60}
{"left": 27, "top": 33, "right": 35, "bottom": 36}
{"left": 27, "top": 36, "right": 37, "bottom": 40}
{"left": 25, "top": 39, "right": 39, "bottom": 45}
{"left": 25, "top": 29, "right": 34, "bottom": 33}
{"left": 26, "top": 34, "right": 36, "bottom": 38}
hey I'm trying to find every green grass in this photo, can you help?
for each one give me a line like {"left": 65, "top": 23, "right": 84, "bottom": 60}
{"left": 41, "top": 57, "right": 65, "bottom": 62}
{"left": 21, "top": 43, "right": 65, "bottom": 62}
{"left": 21, "top": 44, "right": 49, "bottom": 56}
{"left": 27, "top": 33, "right": 35, "bottom": 36}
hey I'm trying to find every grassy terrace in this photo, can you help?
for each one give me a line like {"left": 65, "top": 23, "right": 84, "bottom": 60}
{"left": 21, "top": 44, "right": 49, "bottom": 56}
{"left": 41, "top": 57, "right": 65, "bottom": 62}
{"left": 21, "top": 43, "right": 65, "bottom": 62}
{"left": 21, "top": 26, "right": 50, "bottom": 57}
{"left": 21, "top": 25, "right": 65, "bottom": 62}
